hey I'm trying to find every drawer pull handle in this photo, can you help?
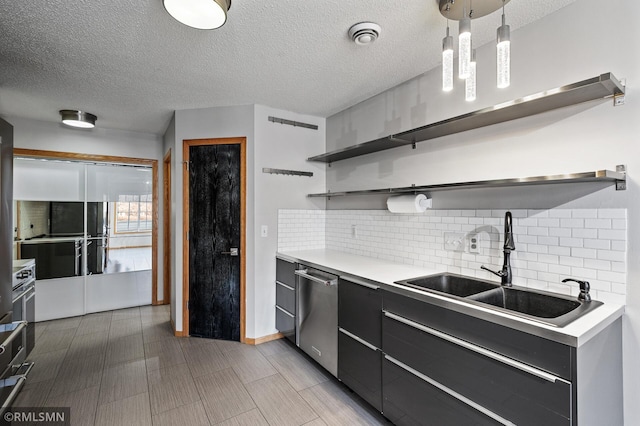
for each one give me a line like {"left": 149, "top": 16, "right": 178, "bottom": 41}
{"left": 275, "top": 305, "right": 294, "bottom": 318}
{"left": 339, "top": 328, "right": 379, "bottom": 351}
{"left": 383, "top": 311, "right": 563, "bottom": 384}
{"left": 385, "top": 355, "right": 516, "bottom": 426}
{"left": 342, "top": 278, "right": 380, "bottom": 290}
{"left": 276, "top": 281, "right": 295, "bottom": 291}
{"left": 0, "top": 362, "right": 35, "bottom": 417}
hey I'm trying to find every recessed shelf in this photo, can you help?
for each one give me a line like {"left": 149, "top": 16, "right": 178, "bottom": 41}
{"left": 307, "top": 167, "right": 627, "bottom": 198}
{"left": 308, "top": 73, "right": 625, "bottom": 164}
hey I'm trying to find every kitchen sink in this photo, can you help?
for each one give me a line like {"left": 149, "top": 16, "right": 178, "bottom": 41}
{"left": 468, "top": 287, "right": 580, "bottom": 318}
{"left": 395, "top": 273, "right": 602, "bottom": 327}
{"left": 395, "top": 273, "right": 500, "bottom": 297}
{"left": 468, "top": 286, "right": 603, "bottom": 326}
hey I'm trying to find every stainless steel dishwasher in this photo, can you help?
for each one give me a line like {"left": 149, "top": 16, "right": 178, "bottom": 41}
{"left": 295, "top": 266, "right": 339, "bottom": 377}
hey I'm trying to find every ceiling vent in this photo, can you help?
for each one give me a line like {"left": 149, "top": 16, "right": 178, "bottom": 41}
{"left": 348, "top": 22, "right": 381, "bottom": 45}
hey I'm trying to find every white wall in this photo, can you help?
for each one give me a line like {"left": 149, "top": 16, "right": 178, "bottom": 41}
{"left": 162, "top": 115, "right": 175, "bottom": 323}
{"left": 253, "top": 105, "right": 325, "bottom": 337}
{"left": 325, "top": 0, "right": 639, "bottom": 422}
{"left": 170, "top": 105, "right": 256, "bottom": 334}
{"left": 166, "top": 105, "right": 326, "bottom": 338}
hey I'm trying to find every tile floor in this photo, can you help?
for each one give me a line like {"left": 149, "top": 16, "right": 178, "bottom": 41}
{"left": 16, "top": 305, "right": 388, "bottom": 425}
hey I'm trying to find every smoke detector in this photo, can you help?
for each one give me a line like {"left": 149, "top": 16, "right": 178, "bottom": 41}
{"left": 348, "top": 22, "right": 381, "bottom": 45}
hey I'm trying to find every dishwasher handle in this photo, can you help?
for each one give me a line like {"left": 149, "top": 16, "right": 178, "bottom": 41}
{"left": 295, "top": 270, "right": 337, "bottom": 286}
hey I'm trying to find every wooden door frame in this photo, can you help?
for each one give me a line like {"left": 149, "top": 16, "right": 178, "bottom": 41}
{"left": 162, "top": 149, "right": 172, "bottom": 305}
{"left": 182, "top": 137, "right": 246, "bottom": 343}
{"left": 13, "top": 148, "right": 159, "bottom": 303}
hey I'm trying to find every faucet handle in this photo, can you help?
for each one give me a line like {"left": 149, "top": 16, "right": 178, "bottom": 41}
{"left": 562, "top": 278, "right": 591, "bottom": 302}
{"left": 481, "top": 265, "right": 503, "bottom": 278}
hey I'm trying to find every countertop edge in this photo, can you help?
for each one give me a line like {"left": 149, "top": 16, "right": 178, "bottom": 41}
{"left": 277, "top": 249, "right": 625, "bottom": 348}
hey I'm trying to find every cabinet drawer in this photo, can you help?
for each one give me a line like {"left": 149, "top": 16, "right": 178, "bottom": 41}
{"left": 276, "top": 258, "right": 296, "bottom": 287}
{"left": 275, "top": 306, "right": 295, "bottom": 342}
{"left": 338, "top": 278, "right": 382, "bottom": 347}
{"left": 383, "top": 289, "right": 573, "bottom": 380}
{"left": 338, "top": 328, "right": 382, "bottom": 412}
{"left": 276, "top": 281, "right": 296, "bottom": 314}
{"left": 383, "top": 313, "right": 571, "bottom": 426}
{"left": 383, "top": 357, "right": 501, "bottom": 426}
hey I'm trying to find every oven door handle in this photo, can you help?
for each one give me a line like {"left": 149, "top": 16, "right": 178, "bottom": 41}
{"left": 11, "top": 289, "right": 28, "bottom": 305}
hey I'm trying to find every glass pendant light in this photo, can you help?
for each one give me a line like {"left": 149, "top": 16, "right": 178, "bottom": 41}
{"left": 496, "top": 2, "right": 510, "bottom": 88}
{"left": 442, "top": 22, "right": 454, "bottom": 92}
{"left": 458, "top": 7, "right": 471, "bottom": 79}
{"left": 465, "top": 50, "right": 477, "bottom": 101}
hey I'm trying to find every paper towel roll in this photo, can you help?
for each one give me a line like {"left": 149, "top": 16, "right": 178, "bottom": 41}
{"left": 387, "top": 194, "right": 432, "bottom": 213}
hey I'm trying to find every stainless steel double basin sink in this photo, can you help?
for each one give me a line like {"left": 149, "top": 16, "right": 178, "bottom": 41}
{"left": 394, "top": 273, "right": 602, "bottom": 327}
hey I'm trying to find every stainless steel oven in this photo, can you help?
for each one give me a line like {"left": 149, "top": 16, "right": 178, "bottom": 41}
{"left": 11, "top": 259, "right": 36, "bottom": 364}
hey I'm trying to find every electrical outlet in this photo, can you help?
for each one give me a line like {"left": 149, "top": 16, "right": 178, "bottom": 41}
{"left": 261, "top": 225, "right": 268, "bottom": 237}
{"left": 468, "top": 235, "right": 480, "bottom": 254}
{"left": 444, "top": 232, "right": 464, "bottom": 251}
{"left": 351, "top": 224, "right": 358, "bottom": 238}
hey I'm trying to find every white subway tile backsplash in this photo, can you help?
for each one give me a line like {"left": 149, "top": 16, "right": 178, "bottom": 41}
{"left": 572, "top": 209, "right": 598, "bottom": 219}
{"left": 278, "top": 208, "right": 627, "bottom": 303}
{"left": 599, "top": 229, "right": 626, "bottom": 241}
{"left": 571, "top": 247, "right": 597, "bottom": 259}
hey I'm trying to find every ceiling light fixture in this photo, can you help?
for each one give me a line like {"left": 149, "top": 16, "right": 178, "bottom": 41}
{"left": 59, "top": 110, "right": 97, "bottom": 129}
{"left": 442, "top": 9, "right": 454, "bottom": 92}
{"left": 438, "top": 0, "right": 511, "bottom": 99}
{"left": 163, "top": 0, "right": 231, "bottom": 30}
{"left": 465, "top": 49, "right": 477, "bottom": 102}
{"left": 348, "top": 22, "right": 381, "bottom": 45}
{"left": 496, "top": 0, "right": 511, "bottom": 88}
{"left": 458, "top": 7, "right": 472, "bottom": 79}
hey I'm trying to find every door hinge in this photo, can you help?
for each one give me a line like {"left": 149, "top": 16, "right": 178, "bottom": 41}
{"left": 183, "top": 160, "right": 190, "bottom": 171}
{"left": 186, "top": 231, "right": 189, "bottom": 241}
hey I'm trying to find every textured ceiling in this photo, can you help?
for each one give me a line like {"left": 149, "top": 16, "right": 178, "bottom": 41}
{"left": 0, "top": 0, "right": 575, "bottom": 135}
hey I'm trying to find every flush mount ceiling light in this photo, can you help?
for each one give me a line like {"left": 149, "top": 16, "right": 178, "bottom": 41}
{"left": 59, "top": 110, "right": 97, "bottom": 129}
{"left": 163, "top": 0, "right": 231, "bottom": 30}
{"left": 438, "top": 0, "right": 511, "bottom": 98}
{"left": 348, "top": 22, "right": 382, "bottom": 45}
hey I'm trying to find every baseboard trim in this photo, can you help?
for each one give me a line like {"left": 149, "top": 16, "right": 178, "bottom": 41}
{"left": 245, "top": 332, "right": 284, "bottom": 345}
{"left": 171, "top": 318, "right": 186, "bottom": 337}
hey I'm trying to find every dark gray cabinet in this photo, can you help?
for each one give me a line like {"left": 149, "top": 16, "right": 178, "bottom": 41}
{"left": 383, "top": 311, "right": 571, "bottom": 425}
{"left": 338, "top": 278, "right": 383, "bottom": 412}
{"left": 275, "top": 258, "right": 296, "bottom": 344}
{"left": 382, "top": 289, "right": 573, "bottom": 425}
{"left": 382, "top": 356, "right": 501, "bottom": 426}
{"left": 274, "top": 256, "right": 622, "bottom": 425}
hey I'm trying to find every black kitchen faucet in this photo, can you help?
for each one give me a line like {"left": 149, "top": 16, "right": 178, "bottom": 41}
{"left": 481, "top": 211, "right": 515, "bottom": 286}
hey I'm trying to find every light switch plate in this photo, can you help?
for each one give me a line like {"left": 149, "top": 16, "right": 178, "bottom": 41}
{"left": 444, "top": 232, "right": 465, "bottom": 251}
{"left": 261, "top": 225, "right": 268, "bottom": 237}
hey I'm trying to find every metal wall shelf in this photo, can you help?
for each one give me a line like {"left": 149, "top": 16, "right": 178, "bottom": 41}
{"left": 308, "top": 73, "right": 625, "bottom": 164}
{"left": 307, "top": 167, "right": 627, "bottom": 198}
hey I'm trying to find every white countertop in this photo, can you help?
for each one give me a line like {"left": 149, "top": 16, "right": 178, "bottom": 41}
{"left": 277, "top": 249, "right": 624, "bottom": 347}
